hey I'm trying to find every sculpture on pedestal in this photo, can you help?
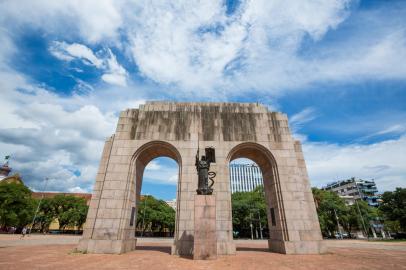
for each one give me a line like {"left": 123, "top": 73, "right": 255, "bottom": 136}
{"left": 195, "top": 147, "right": 216, "bottom": 195}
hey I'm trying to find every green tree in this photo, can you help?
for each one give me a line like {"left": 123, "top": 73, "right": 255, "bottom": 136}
{"left": 33, "top": 198, "right": 56, "bottom": 232}
{"left": 312, "top": 188, "right": 348, "bottom": 237}
{"left": 51, "top": 195, "right": 88, "bottom": 231}
{"left": 0, "top": 182, "right": 36, "bottom": 229}
{"left": 383, "top": 220, "right": 401, "bottom": 233}
{"left": 343, "top": 200, "right": 378, "bottom": 236}
{"left": 137, "top": 195, "right": 175, "bottom": 234}
{"left": 72, "top": 200, "right": 89, "bottom": 230}
{"left": 231, "top": 186, "right": 267, "bottom": 238}
{"left": 379, "top": 188, "right": 406, "bottom": 232}
{"left": 313, "top": 188, "right": 380, "bottom": 237}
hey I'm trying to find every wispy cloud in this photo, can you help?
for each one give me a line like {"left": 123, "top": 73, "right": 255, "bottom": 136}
{"left": 0, "top": 67, "right": 144, "bottom": 192}
{"left": 50, "top": 41, "right": 128, "bottom": 87}
{"left": 2, "top": 1, "right": 405, "bottom": 96}
{"left": 290, "top": 107, "right": 318, "bottom": 132}
{"left": 143, "top": 159, "right": 179, "bottom": 185}
{"left": 304, "top": 135, "right": 406, "bottom": 191}
{"left": 353, "top": 124, "right": 406, "bottom": 143}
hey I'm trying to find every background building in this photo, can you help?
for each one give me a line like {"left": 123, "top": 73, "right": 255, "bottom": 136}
{"left": 1, "top": 157, "right": 24, "bottom": 185}
{"left": 31, "top": 192, "right": 92, "bottom": 232}
{"left": 165, "top": 199, "right": 177, "bottom": 210}
{"left": 31, "top": 192, "right": 92, "bottom": 205}
{"left": 322, "top": 177, "right": 380, "bottom": 207}
{"left": 229, "top": 163, "right": 263, "bottom": 193}
{"left": 0, "top": 163, "right": 11, "bottom": 181}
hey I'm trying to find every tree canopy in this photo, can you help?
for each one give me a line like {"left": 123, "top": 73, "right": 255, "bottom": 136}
{"left": 312, "top": 188, "right": 378, "bottom": 237}
{"left": 0, "top": 182, "right": 35, "bottom": 229}
{"left": 231, "top": 186, "right": 268, "bottom": 238}
{"left": 35, "top": 195, "right": 89, "bottom": 231}
{"left": 379, "top": 188, "right": 406, "bottom": 232}
{"left": 137, "top": 195, "right": 175, "bottom": 234}
{"left": 0, "top": 182, "right": 88, "bottom": 233}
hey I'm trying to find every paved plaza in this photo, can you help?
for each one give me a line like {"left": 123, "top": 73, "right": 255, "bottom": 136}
{"left": 0, "top": 235, "right": 405, "bottom": 270}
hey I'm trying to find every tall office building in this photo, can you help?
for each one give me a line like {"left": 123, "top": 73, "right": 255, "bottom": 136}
{"left": 229, "top": 163, "right": 263, "bottom": 193}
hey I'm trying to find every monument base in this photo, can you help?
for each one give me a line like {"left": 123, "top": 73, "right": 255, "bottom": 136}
{"left": 268, "top": 239, "right": 326, "bottom": 254}
{"left": 77, "top": 238, "right": 136, "bottom": 254}
{"left": 193, "top": 195, "right": 217, "bottom": 260}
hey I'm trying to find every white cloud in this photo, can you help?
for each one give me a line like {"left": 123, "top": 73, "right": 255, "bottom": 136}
{"left": 354, "top": 124, "right": 406, "bottom": 143}
{"left": 101, "top": 49, "right": 128, "bottom": 86}
{"left": 50, "top": 42, "right": 128, "bottom": 87}
{"left": 2, "top": 1, "right": 405, "bottom": 96}
{"left": 68, "top": 186, "right": 88, "bottom": 193}
{"left": 126, "top": 0, "right": 406, "bottom": 96}
{"left": 304, "top": 135, "right": 406, "bottom": 192}
{"left": 169, "top": 174, "right": 178, "bottom": 184}
{"left": 289, "top": 107, "right": 318, "bottom": 135}
{"left": 123, "top": 0, "right": 363, "bottom": 95}
{"left": 0, "top": 0, "right": 405, "bottom": 196}
{"left": 50, "top": 42, "right": 103, "bottom": 68}
{"left": 143, "top": 159, "right": 179, "bottom": 185}
{"left": 0, "top": 0, "right": 124, "bottom": 44}
{"left": 0, "top": 67, "right": 144, "bottom": 192}
{"left": 145, "top": 161, "right": 161, "bottom": 171}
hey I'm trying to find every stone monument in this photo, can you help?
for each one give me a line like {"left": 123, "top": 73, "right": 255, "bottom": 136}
{"left": 78, "top": 102, "right": 324, "bottom": 255}
{"left": 194, "top": 147, "right": 217, "bottom": 259}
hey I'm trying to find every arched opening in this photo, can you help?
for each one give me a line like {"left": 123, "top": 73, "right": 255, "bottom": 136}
{"left": 227, "top": 143, "right": 289, "bottom": 251}
{"left": 136, "top": 157, "right": 178, "bottom": 237}
{"left": 129, "top": 141, "right": 182, "bottom": 251}
{"left": 229, "top": 158, "right": 269, "bottom": 240}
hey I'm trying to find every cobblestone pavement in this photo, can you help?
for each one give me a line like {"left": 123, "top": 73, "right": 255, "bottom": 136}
{"left": 0, "top": 235, "right": 405, "bottom": 270}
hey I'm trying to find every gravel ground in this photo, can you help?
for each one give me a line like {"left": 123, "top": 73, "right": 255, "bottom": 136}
{"left": 0, "top": 235, "right": 405, "bottom": 270}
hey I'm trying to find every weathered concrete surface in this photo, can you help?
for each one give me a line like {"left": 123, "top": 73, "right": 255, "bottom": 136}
{"left": 78, "top": 101, "right": 323, "bottom": 255}
{"left": 193, "top": 195, "right": 217, "bottom": 260}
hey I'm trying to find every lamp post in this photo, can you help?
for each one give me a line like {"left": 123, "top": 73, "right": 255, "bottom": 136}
{"left": 29, "top": 177, "right": 49, "bottom": 235}
{"left": 249, "top": 212, "right": 254, "bottom": 240}
{"left": 258, "top": 210, "right": 263, "bottom": 240}
{"left": 355, "top": 181, "right": 369, "bottom": 240}
{"left": 334, "top": 208, "right": 343, "bottom": 240}
{"left": 252, "top": 208, "right": 263, "bottom": 240}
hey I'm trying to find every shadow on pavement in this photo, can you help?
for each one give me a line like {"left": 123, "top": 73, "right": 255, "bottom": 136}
{"left": 136, "top": 245, "right": 171, "bottom": 254}
{"left": 236, "top": 247, "right": 269, "bottom": 252}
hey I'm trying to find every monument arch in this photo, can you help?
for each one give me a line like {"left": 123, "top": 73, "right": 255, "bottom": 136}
{"left": 227, "top": 142, "right": 289, "bottom": 252}
{"left": 78, "top": 102, "right": 324, "bottom": 255}
{"left": 128, "top": 140, "right": 182, "bottom": 241}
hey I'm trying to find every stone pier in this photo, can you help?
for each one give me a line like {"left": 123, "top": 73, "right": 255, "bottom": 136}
{"left": 193, "top": 195, "right": 217, "bottom": 260}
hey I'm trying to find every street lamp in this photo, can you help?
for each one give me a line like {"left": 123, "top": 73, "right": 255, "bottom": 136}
{"left": 251, "top": 208, "right": 264, "bottom": 240}
{"left": 29, "top": 177, "right": 49, "bottom": 235}
{"left": 249, "top": 212, "right": 254, "bottom": 240}
{"left": 258, "top": 210, "right": 263, "bottom": 240}
{"left": 334, "top": 208, "right": 343, "bottom": 240}
{"left": 354, "top": 181, "right": 369, "bottom": 240}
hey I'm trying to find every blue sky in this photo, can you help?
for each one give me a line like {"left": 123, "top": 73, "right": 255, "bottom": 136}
{"left": 0, "top": 0, "right": 405, "bottom": 200}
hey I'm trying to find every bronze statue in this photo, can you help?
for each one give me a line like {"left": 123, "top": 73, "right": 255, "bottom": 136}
{"left": 196, "top": 147, "right": 216, "bottom": 195}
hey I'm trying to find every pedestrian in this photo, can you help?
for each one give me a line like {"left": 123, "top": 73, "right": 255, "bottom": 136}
{"left": 21, "top": 227, "right": 27, "bottom": 238}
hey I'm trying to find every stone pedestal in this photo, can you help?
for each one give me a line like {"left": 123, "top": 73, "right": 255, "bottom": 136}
{"left": 193, "top": 195, "right": 217, "bottom": 260}
{"left": 78, "top": 238, "right": 136, "bottom": 254}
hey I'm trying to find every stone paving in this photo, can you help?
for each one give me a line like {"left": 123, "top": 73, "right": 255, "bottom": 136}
{"left": 0, "top": 235, "right": 405, "bottom": 270}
